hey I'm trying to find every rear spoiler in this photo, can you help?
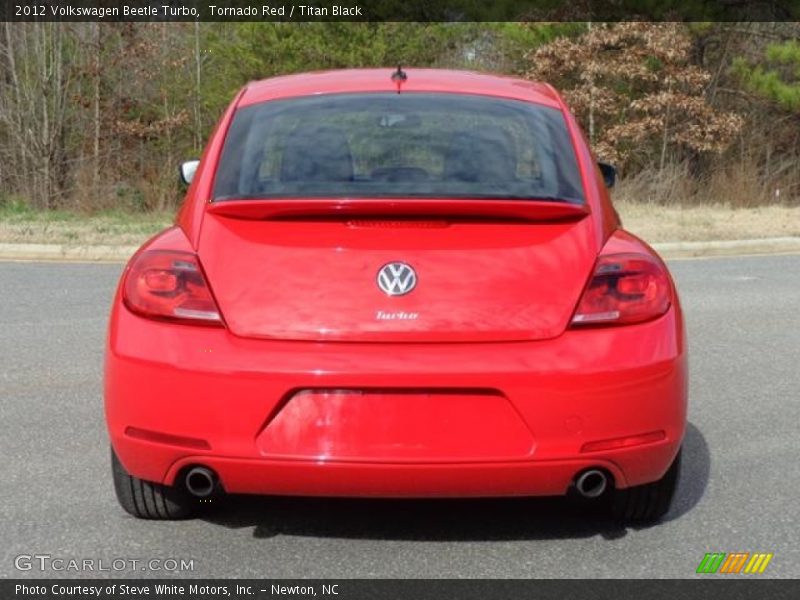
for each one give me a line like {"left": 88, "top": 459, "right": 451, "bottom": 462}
{"left": 206, "top": 198, "right": 589, "bottom": 222}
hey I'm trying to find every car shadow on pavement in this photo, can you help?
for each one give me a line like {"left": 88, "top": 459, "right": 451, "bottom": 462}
{"left": 661, "top": 422, "right": 710, "bottom": 525}
{"left": 201, "top": 422, "right": 709, "bottom": 542}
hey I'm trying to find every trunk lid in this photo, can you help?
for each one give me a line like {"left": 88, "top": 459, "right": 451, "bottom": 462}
{"left": 198, "top": 199, "right": 597, "bottom": 342}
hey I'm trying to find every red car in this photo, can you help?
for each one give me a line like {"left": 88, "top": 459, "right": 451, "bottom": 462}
{"left": 105, "top": 68, "right": 686, "bottom": 522}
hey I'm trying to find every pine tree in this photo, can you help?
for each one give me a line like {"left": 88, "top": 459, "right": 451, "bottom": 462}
{"left": 734, "top": 40, "right": 800, "bottom": 111}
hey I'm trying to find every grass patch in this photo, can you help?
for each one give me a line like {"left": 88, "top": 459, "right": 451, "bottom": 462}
{"left": 0, "top": 203, "right": 173, "bottom": 245}
{"left": 0, "top": 202, "right": 798, "bottom": 246}
{"left": 615, "top": 201, "right": 800, "bottom": 243}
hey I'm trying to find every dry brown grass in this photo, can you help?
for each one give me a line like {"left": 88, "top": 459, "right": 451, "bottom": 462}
{"left": 608, "top": 162, "right": 800, "bottom": 241}
{"left": 614, "top": 161, "right": 800, "bottom": 208}
{"left": 0, "top": 202, "right": 798, "bottom": 246}
{"left": 615, "top": 200, "right": 800, "bottom": 242}
{"left": 0, "top": 207, "right": 172, "bottom": 246}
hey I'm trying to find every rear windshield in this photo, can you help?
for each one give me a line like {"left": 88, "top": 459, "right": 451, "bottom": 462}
{"left": 213, "top": 92, "right": 585, "bottom": 203}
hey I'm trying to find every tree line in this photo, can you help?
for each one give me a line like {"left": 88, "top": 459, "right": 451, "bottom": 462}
{"left": 0, "top": 22, "right": 798, "bottom": 212}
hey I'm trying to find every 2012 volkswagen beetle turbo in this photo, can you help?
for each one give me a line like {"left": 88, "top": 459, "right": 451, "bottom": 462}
{"left": 105, "top": 68, "right": 687, "bottom": 522}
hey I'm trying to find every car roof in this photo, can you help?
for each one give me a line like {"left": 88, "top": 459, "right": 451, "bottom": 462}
{"left": 238, "top": 68, "right": 562, "bottom": 109}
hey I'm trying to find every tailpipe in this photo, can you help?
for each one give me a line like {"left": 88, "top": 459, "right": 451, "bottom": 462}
{"left": 184, "top": 466, "right": 217, "bottom": 498}
{"left": 574, "top": 469, "right": 608, "bottom": 499}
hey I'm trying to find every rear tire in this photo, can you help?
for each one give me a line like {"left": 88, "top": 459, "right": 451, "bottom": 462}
{"left": 612, "top": 448, "right": 681, "bottom": 524}
{"left": 111, "top": 448, "right": 193, "bottom": 520}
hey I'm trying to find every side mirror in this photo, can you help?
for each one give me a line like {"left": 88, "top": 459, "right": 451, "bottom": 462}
{"left": 598, "top": 162, "right": 617, "bottom": 189}
{"left": 179, "top": 160, "right": 200, "bottom": 186}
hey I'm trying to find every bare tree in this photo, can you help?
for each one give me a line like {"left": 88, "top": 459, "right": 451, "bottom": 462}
{"left": 0, "top": 23, "right": 74, "bottom": 208}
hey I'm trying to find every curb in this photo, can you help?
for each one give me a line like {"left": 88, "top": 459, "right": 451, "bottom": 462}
{"left": 0, "top": 238, "right": 799, "bottom": 263}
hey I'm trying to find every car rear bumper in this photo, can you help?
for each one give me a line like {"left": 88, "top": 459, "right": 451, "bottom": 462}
{"left": 105, "top": 304, "right": 687, "bottom": 497}
{"left": 161, "top": 453, "right": 677, "bottom": 498}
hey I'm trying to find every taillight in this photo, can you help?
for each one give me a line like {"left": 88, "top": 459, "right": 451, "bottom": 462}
{"left": 571, "top": 253, "right": 671, "bottom": 327}
{"left": 123, "top": 250, "right": 222, "bottom": 325}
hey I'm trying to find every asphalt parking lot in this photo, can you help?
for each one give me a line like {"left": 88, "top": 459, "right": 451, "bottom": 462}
{"left": 1, "top": 254, "right": 798, "bottom": 578}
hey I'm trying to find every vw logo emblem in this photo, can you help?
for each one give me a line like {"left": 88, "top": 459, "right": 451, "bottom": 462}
{"left": 377, "top": 262, "right": 417, "bottom": 296}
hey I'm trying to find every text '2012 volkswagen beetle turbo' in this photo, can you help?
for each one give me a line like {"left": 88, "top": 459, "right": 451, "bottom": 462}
{"left": 105, "top": 68, "right": 686, "bottom": 522}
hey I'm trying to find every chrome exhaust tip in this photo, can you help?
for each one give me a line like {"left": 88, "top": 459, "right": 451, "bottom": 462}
{"left": 575, "top": 469, "right": 608, "bottom": 499}
{"left": 184, "top": 466, "right": 217, "bottom": 498}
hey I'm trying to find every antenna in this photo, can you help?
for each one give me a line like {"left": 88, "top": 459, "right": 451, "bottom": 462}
{"left": 391, "top": 65, "right": 407, "bottom": 93}
{"left": 391, "top": 65, "right": 408, "bottom": 82}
